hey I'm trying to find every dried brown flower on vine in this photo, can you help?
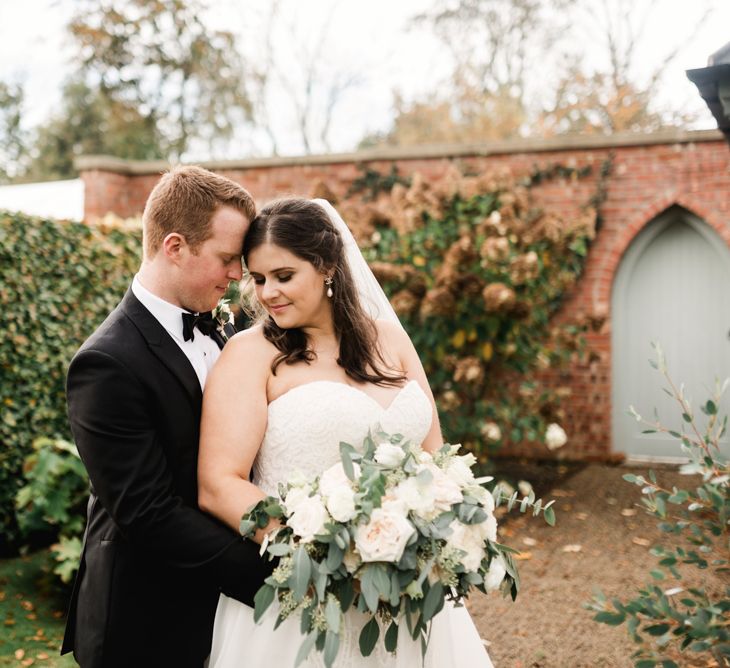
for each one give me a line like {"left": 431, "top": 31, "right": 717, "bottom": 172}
{"left": 402, "top": 270, "right": 427, "bottom": 297}
{"left": 309, "top": 181, "right": 339, "bottom": 204}
{"left": 438, "top": 390, "right": 460, "bottom": 411}
{"left": 420, "top": 286, "right": 457, "bottom": 318}
{"left": 390, "top": 289, "right": 420, "bottom": 316}
{"left": 482, "top": 283, "right": 516, "bottom": 313}
{"left": 477, "top": 210, "right": 508, "bottom": 237}
{"left": 369, "top": 261, "right": 408, "bottom": 284}
{"left": 456, "top": 274, "right": 487, "bottom": 299}
{"left": 480, "top": 237, "right": 511, "bottom": 263}
{"left": 435, "top": 236, "right": 477, "bottom": 285}
{"left": 509, "top": 251, "right": 540, "bottom": 285}
{"left": 566, "top": 209, "right": 597, "bottom": 240}
{"left": 453, "top": 356, "right": 485, "bottom": 385}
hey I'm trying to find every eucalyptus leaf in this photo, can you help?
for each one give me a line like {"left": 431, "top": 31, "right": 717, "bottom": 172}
{"left": 294, "top": 632, "right": 318, "bottom": 667}
{"left": 340, "top": 442, "right": 356, "bottom": 481}
{"left": 360, "top": 566, "right": 381, "bottom": 613}
{"left": 384, "top": 620, "right": 399, "bottom": 653}
{"left": 339, "top": 578, "right": 356, "bottom": 612}
{"left": 292, "top": 547, "right": 312, "bottom": 601}
{"left": 326, "top": 542, "right": 345, "bottom": 571}
{"left": 323, "top": 630, "right": 340, "bottom": 668}
{"left": 593, "top": 611, "right": 625, "bottom": 625}
{"left": 267, "top": 543, "right": 292, "bottom": 557}
{"left": 325, "top": 597, "right": 341, "bottom": 634}
{"left": 544, "top": 507, "right": 556, "bottom": 526}
{"left": 422, "top": 581, "right": 444, "bottom": 622}
{"left": 253, "top": 584, "right": 275, "bottom": 623}
{"left": 359, "top": 617, "right": 380, "bottom": 656}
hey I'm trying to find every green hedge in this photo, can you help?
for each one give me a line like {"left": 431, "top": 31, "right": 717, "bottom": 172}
{"left": 0, "top": 211, "right": 141, "bottom": 550}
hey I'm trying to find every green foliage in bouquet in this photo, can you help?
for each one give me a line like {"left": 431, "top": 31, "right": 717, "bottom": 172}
{"left": 0, "top": 210, "right": 141, "bottom": 550}
{"left": 332, "top": 160, "right": 612, "bottom": 458}
{"left": 16, "top": 437, "right": 88, "bottom": 583}
{"left": 242, "top": 428, "right": 554, "bottom": 667}
{"left": 587, "top": 343, "right": 730, "bottom": 667}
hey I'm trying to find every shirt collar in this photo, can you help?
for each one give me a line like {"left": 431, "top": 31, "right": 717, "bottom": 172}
{"left": 132, "top": 275, "right": 190, "bottom": 344}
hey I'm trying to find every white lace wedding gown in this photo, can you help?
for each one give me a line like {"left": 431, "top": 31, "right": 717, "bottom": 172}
{"left": 209, "top": 380, "right": 494, "bottom": 667}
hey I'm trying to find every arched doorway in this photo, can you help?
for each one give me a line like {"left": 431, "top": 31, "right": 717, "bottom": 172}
{"left": 612, "top": 206, "right": 730, "bottom": 459}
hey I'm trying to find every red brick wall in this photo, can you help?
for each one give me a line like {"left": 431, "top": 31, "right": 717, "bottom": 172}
{"left": 77, "top": 133, "right": 730, "bottom": 460}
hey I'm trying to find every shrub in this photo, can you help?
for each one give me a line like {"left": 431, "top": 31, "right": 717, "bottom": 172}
{"left": 587, "top": 343, "right": 730, "bottom": 667}
{"left": 16, "top": 437, "right": 88, "bottom": 582}
{"left": 327, "top": 162, "right": 610, "bottom": 458}
{"left": 0, "top": 210, "right": 141, "bottom": 550}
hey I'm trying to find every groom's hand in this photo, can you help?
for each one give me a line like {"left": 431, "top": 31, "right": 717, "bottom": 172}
{"left": 217, "top": 537, "right": 278, "bottom": 608}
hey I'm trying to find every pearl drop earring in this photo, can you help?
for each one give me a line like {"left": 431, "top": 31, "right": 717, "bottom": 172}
{"left": 325, "top": 276, "right": 333, "bottom": 298}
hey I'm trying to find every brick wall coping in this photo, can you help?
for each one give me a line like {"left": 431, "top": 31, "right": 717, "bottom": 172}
{"left": 74, "top": 128, "right": 724, "bottom": 175}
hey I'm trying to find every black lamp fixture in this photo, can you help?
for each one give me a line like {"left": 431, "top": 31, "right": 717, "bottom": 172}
{"left": 687, "top": 42, "right": 730, "bottom": 147}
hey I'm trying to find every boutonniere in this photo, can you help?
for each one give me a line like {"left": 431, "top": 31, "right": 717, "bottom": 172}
{"left": 212, "top": 299, "right": 235, "bottom": 340}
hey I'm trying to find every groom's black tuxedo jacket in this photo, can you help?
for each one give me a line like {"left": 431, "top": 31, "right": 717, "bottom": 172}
{"left": 62, "top": 288, "right": 271, "bottom": 668}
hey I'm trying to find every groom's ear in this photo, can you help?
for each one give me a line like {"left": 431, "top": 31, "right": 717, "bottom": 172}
{"left": 161, "top": 232, "right": 187, "bottom": 263}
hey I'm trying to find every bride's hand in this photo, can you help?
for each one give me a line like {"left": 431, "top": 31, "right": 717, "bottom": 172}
{"left": 252, "top": 518, "right": 283, "bottom": 545}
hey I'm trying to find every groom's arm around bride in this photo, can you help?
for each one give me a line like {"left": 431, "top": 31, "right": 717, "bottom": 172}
{"left": 61, "top": 166, "right": 273, "bottom": 668}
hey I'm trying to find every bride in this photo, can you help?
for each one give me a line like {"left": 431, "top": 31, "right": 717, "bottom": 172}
{"left": 198, "top": 198, "right": 494, "bottom": 667}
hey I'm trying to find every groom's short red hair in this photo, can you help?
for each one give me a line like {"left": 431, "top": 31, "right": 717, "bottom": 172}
{"left": 142, "top": 165, "right": 256, "bottom": 257}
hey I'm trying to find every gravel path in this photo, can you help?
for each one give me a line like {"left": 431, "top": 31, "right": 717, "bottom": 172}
{"left": 466, "top": 464, "right": 716, "bottom": 668}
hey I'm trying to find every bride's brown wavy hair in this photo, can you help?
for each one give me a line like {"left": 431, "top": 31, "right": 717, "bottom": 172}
{"left": 242, "top": 198, "right": 406, "bottom": 387}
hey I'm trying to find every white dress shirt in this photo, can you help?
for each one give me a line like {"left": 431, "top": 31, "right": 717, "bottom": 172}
{"left": 132, "top": 275, "right": 221, "bottom": 390}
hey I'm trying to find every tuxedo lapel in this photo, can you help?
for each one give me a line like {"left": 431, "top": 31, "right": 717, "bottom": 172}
{"left": 119, "top": 288, "right": 203, "bottom": 408}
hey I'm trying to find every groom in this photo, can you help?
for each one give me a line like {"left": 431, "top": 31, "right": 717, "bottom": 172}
{"left": 61, "top": 166, "right": 272, "bottom": 668}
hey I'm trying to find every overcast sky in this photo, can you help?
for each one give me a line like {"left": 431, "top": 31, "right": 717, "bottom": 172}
{"left": 1, "top": 0, "right": 728, "bottom": 158}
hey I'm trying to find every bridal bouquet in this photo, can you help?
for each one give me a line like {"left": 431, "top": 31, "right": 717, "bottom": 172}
{"left": 241, "top": 429, "right": 552, "bottom": 667}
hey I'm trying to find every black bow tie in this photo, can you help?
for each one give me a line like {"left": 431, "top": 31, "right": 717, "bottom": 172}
{"left": 181, "top": 311, "right": 216, "bottom": 342}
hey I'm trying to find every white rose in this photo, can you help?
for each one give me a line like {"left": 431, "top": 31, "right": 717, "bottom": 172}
{"left": 319, "top": 462, "right": 360, "bottom": 498}
{"left": 326, "top": 486, "right": 357, "bottom": 522}
{"left": 284, "top": 486, "right": 311, "bottom": 515}
{"left": 481, "top": 514, "right": 498, "bottom": 542}
{"left": 446, "top": 457, "right": 475, "bottom": 487}
{"left": 288, "top": 494, "right": 329, "bottom": 543}
{"left": 354, "top": 508, "right": 415, "bottom": 562}
{"left": 419, "top": 463, "right": 463, "bottom": 511}
{"left": 465, "top": 483, "right": 488, "bottom": 505}
{"left": 380, "top": 492, "right": 409, "bottom": 517}
{"left": 545, "top": 423, "right": 567, "bottom": 450}
{"left": 460, "top": 451, "right": 477, "bottom": 467}
{"left": 481, "top": 422, "right": 502, "bottom": 442}
{"left": 484, "top": 489, "right": 496, "bottom": 514}
{"left": 393, "top": 477, "right": 437, "bottom": 518}
{"left": 446, "top": 520, "right": 487, "bottom": 572}
{"left": 465, "top": 484, "right": 495, "bottom": 514}
{"left": 374, "top": 442, "right": 405, "bottom": 468}
{"left": 484, "top": 555, "right": 507, "bottom": 591}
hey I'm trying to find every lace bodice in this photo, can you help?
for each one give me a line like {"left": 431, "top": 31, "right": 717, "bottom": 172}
{"left": 253, "top": 380, "right": 432, "bottom": 496}
{"left": 242, "top": 379, "right": 435, "bottom": 667}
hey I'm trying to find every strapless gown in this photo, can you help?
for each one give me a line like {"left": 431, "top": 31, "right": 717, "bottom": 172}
{"left": 209, "top": 380, "right": 494, "bottom": 667}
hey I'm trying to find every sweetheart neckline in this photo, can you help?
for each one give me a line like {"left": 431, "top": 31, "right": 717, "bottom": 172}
{"left": 267, "top": 379, "right": 420, "bottom": 412}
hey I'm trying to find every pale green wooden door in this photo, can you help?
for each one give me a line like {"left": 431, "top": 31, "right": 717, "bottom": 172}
{"left": 612, "top": 207, "right": 730, "bottom": 459}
